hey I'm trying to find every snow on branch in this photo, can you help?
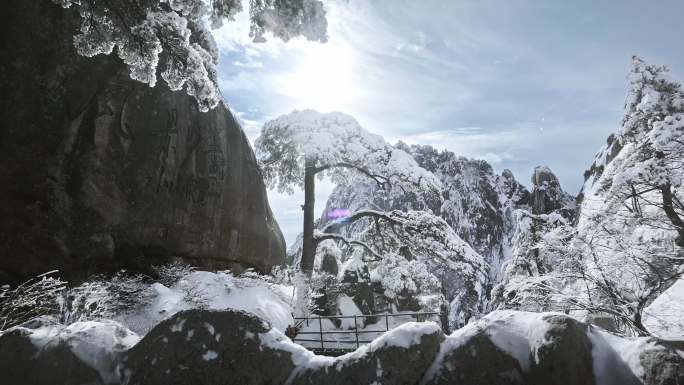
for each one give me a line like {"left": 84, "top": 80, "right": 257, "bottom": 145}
{"left": 313, "top": 230, "right": 382, "bottom": 261}
{"left": 255, "top": 110, "right": 442, "bottom": 198}
{"left": 0, "top": 271, "right": 67, "bottom": 330}
{"left": 51, "top": 0, "right": 328, "bottom": 111}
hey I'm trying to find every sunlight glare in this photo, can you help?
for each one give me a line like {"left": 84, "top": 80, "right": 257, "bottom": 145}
{"left": 278, "top": 42, "right": 361, "bottom": 111}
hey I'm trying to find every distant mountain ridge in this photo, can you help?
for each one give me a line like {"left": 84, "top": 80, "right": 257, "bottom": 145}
{"left": 316, "top": 142, "right": 576, "bottom": 288}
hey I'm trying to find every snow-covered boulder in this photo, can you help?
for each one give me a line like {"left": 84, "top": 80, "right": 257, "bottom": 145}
{"left": 121, "top": 309, "right": 303, "bottom": 385}
{"left": 0, "top": 317, "right": 139, "bottom": 385}
{"left": 426, "top": 331, "right": 525, "bottom": 385}
{"left": 639, "top": 344, "right": 684, "bottom": 385}
{"left": 291, "top": 322, "right": 444, "bottom": 385}
{"left": 425, "top": 311, "right": 605, "bottom": 385}
{"left": 424, "top": 311, "right": 684, "bottom": 385}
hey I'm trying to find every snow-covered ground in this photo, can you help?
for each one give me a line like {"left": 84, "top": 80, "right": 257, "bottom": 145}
{"left": 118, "top": 271, "right": 295, "bottom": 335}
{"left": 8, "top": 318, "right": 140, "bottom": 383}
{"left": 643, "top": 278, "right": 684, "bottom": 339}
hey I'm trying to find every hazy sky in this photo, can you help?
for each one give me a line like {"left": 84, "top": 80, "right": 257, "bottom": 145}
{"left": 214, "top": 0, "right": 684, "bottom": 245}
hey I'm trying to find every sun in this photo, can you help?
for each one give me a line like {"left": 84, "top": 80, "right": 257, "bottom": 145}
{"left": 278, "top": 42, "right": 361, "bottom": 112}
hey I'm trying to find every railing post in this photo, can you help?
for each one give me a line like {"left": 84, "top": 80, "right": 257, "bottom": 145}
{"left": 385, "top": 312, "right": 389, "bottom": 332}
{"left": 318, "top": 317, "right": 324, "bottom": 350}
{"left": 354, "top": 315, "right": 359, "bottom": 349}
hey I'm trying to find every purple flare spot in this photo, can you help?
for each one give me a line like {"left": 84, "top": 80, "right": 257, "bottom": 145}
{"left": 327, "top": 208, "right": 351, "bottom": 220}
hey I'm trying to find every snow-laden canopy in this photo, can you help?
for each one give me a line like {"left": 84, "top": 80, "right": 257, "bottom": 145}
{"left": 255, "top": 110, "right": 442, "bottom": 198}
{"left": 609, "top": 56, "right": 684, "bottom": 199}
{"left": 52, "top": 0, "right": 328, "bottom": 111}
{"left": 342, "top": 210, "right": 488, "bottom": 327}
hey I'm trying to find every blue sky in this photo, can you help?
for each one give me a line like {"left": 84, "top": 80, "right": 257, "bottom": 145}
{"left": 213, "top": 0, "right": 684, "bottom": 245}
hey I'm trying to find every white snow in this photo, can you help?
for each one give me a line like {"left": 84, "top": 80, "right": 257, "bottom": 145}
{"left": 336, "top": 295, "right": 365, "bottom": 329}
{"left": 479, "top": 311, "right": 555, "bottom": 371}
{"left": 14, "top": 319, "right": 140, "bottom": 384}
{"left": 588, "top": 327, "right": 660, "bottom": 382}
{"left": 202, "top": 350, "right": 218, "bottom": 361}
{"left": 644, "top": 279, "right": 684, "bottom": 339}
{"left": 128, "top": 271, "right": 295, "bottom": 335}
{"left": 255, "top": 110, "right": 442, "bottom": 199}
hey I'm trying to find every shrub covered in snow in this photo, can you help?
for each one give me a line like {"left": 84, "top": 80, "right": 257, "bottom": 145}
{"left": 63, "top": 272, "right": 155, "bottom": 325}
{"left": 0, "top": 271, "right": 66, "bottom": 330}
{"left": 1, "top": 264, "right": 297, "bottom": 337}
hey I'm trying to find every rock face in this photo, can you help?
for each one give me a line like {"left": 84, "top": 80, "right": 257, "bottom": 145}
{"left": 0, "top": 317, "right": 139, "bottom": 385}
{"left": 639, "top": 344, "right": 684, "bottom": 385}
{"left": 426, "top": 332, "right": 525, "bottom": 385}
{"left": 0, "top": 328, "right": 104, "bottom": 385}
{"left": 2, "top": 309, "right": 682, "bottom": 385}
{"left": 426, "top": 312, "right": 646, "bottom": 385}
{"left": 528, "top": 315, "right": 596, "bottom": 385}
{"left": 0, "top": 1, "right": 285, "bottom": 284}
{"left": 122, "top": 310, "right": 297, "bottom": 385}
{"left": 530, "top": 166, "right": 575, "bottom": 217}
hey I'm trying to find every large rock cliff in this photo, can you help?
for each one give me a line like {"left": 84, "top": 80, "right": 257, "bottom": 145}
{"left": 0, "top": 0, "right": 286, "bottom": 284}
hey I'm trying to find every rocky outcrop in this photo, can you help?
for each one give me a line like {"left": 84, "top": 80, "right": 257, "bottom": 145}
{"left": 530, "top": 166, "right": 575, "bottom": 218}
{"left": 528, "top": 315, "right": 597, "bottom": 385}
{"left": 0, "top": 328, "right": 104, "bottom": 385}
{"left": 2, "top": 310, "right": 681, "bottom": 385}
{"left": 639, "top": 344, "right": 684, "bottom": 385}
{"left": 425, "top": 311, "right": 646, "bottom": 385}
{"left": 0, "top": 0, "right": 285, "bottom": 284}
{"left": 577, "top": 133, "right": 624, "bottom": 214}
{"left": 122, "top": 310, "right": 296, "bottom": 385}
{"left": 426, "top": 332, "right": 525, "bottom": 385}
{"left": 0, "top": 317, "right": 139, "bottom": 385}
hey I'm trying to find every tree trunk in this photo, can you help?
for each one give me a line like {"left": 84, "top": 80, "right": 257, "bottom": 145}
{"left": 301, "top": 157, "right": 317, "bottom": 276}
{"left": 661, "top": 184, "right": 684, "bottom": 247}
{"left": 632, "top": 311, "right": 650, "bottom": 337}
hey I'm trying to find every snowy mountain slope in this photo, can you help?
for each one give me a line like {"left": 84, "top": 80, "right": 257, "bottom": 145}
{"left": 319, "top": 144, "right": 575, "bottom": 288}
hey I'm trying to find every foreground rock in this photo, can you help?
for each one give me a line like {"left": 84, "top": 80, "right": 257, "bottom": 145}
{"left": 424, "top": 311, "right": 675, "bottom": 385}
{"left": 0, "top": 317, "right": 139, "bottom": 385}
{"left": 2, "top": 310, "right": 682, "bottom": 385}
{"left": 637, "top": 341, "right": 684, "bottom": 385}
{"left": 122, "top": 310, "right": 300, "bottom": 385}
{"left": 0, "top": 0, "right": 285, "bottom": 284}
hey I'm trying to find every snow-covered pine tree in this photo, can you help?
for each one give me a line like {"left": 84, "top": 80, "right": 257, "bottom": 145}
{"left": 255, "top": 110, "right": 443, "bottom": 317}
{"left": 604, "top": 56, "right": 684, "bottom": 246}
{"left": 500, "top": 57, "right": 684, "bottom": 336}
{"left": 569, "top": 56, "right": 684, "bottom": 335}
{"left": 348, "top": 210, "right": 488, "bottom": 328}
{"left": 255, "top": 110, "right": 441, "bottom": 277}
{"left": 50, "top": 0, "right": 328, "bottom": 111}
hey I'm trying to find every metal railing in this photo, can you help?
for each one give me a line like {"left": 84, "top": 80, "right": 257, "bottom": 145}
{"left": 291, "top": 311, "right": 439, "bottom": 353}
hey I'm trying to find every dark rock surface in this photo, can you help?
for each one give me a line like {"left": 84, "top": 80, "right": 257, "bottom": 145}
{"left": 0, "top": 0, "right": 285, "bottom": 284}
{"left": 639, "top": 342, "right": 684, "bottom": 385}
{"left": 529, "top": 315, "right": 596, "bottom": 385}
{"left": 2, "top": 309, "right": 682, "bottom": 385}
{"left": 0, "top": 327, "right": 104, "bottom": 385}
{"left": 0, "top": 317, "right": 135, "bottom": 385}
{"left": 425, "top": 332, "right": 525, "bottom": 385}
{"left": 530, "top": 166, "right": 575, "bottom": 217}
{"left": 122, "top": 309, "right": 296, "bottom": 385}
